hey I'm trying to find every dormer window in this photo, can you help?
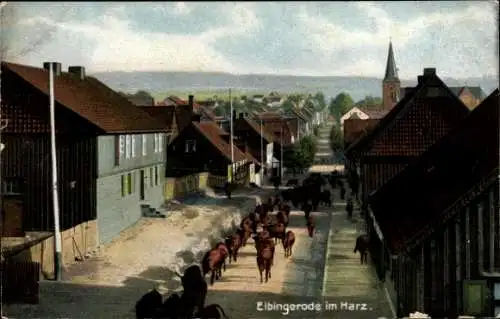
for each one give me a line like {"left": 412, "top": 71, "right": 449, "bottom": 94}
{"left": 185, "top": 140, "right": 196, "bottom": 153}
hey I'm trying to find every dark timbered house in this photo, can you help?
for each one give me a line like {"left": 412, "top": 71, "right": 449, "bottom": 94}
{"left": 1, "top": 61, "right": 168, "bottom": 257}
{"left": 345, "top": 68, "right": 470, "bottom": 204}
{"left": 368, "top": 89, "right": 499, "bottom": 317}
{"left": 166, "top": 119, "right": 257, "bottom": 184}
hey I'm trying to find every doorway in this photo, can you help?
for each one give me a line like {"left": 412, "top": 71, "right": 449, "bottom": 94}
{"left": 139, "top": 170, "right": 145, "bottom": 201}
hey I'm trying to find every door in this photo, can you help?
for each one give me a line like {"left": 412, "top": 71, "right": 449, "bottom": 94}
{"left": 140, "top": 170, "right": 145, "bottom": 201}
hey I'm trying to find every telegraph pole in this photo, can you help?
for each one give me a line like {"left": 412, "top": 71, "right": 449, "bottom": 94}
{"left": 260, "top": 119, "right": 264, "bottom": 185}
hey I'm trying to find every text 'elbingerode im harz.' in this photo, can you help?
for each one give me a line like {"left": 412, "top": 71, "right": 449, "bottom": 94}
{"left": 256, "top": 301, "right": 374, "bottom": 315}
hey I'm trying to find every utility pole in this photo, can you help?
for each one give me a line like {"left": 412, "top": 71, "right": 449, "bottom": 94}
{"left": 280, "top": 125, "right": 284, "bottom": 179}
{"left": 49, "top": 63, "right": 63, "bottom": 280}
{"left": 229, "top": 88, "right": 234, "bottom": 183}
{"left": 260, "top": 119, "right": 264, "bottom": 185}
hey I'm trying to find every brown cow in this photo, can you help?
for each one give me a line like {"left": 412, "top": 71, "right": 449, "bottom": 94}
{"left": 260, "top": 214, "right": 273, "bottom": 227}
{"left": 202, "top": 248, "right": 224, "bottom": 285}
{"left": 179, "top": 265, "right": 207, "bottom": 318}
{"left": 303, "top": 202, "right": 313, "bottom": 220}
{"left": 281, "top": 204, "right": 291, "bottom": 218}
{"left": 215, "top": 242, "right": 229, "bottom": 276}
{"left": 266, "top": 222, "right": 286, "bottom": 244}
{"left": 273, "top": 195, "right": 281, "bottom": 209}
{"left": 196, "top": 303, "right": 229, "bottom": 319}
{"left": 238, "top": 227, "right": 251, "bottom": 247}
{"left": 225, "top": 233, "right": 241, "bottom": 263}
{"left": 282, "top": 230, "right": 295, "bottom": 257}
{"left": 256, "top": 238, "right": 274, "bottom": 283}
{"left": 276, "top": 211, "right": 288, "bottom": 226}
{"left": 306, "top": 215, "right": 315, "bottom": 238}
{"left": 354, "top": 234, "right": 369, "bottom": 264}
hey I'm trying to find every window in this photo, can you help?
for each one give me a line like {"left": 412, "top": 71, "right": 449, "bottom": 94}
{"left": 159, "top": 134, "right": 164, "bottom": 153}
{"left": 131, "top": 135, "right": 136, "bottom": 158}
{"left": 119, "top": 135, "right": 125, "bottom": 156}
{"left": 154, "top": 166, "right": 159, "bottom": 186}
{"left": 125, "top": 135, "right": 131, "bottom": 159}
{"left": 185, "top": 140, "right": 196, "bottom": 153}
{"left": 114, "top": 136, "right": 121, "bottom": 166}
{"left": 149, "top": 167, "right": 154, "bottom": 187}
{"left": 142, "top": 134, "right": 147, "bottom": 156}
{"left": 127, "top": 173, "right": 133, "bottom": 194}
{"left": 121, "top": 175, "right": 128, "bottom": 197}
{"left": 153, "top": 133, "right": 161, "bottom": 153}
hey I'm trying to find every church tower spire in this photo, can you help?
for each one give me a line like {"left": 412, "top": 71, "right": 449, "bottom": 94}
{"left": 382, "top": 40, "right": 400, "bottom": 110}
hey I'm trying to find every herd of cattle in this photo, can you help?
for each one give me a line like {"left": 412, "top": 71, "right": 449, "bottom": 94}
{"left": 135, "top": 172, "right": 341, "bottom": 319}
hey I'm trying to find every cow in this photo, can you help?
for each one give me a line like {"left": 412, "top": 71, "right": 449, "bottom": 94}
{"left": 306, "top": 215, "right": 315, "bottom": 238}
{"left": 135, "top": 289, "right": 163, "bottom": 319}
{"left": 215, "top": 242, "right": 229, "bottom": 275}
{"left": 354, "top": 234, "right": 369, "bottom": 264}
{"left": 255, "top": 230, "right": 271, "bottom": 246}
{"left": 260, "top": 214, "right": 273, "bottom": 227}
{"left": 276, "top": 211, "right": 288, "bottom": 226}
{"left": 157, "top": 293, "right": 181, "bottom": 319}
{"left": 320, "top": 190, "right": 332, "bottom": 207}
{"left": 302, "top": 202, "right": 313, "bottom": 220}
{"left": 225, "top": 233, "right": 241, "bottom": 263}
{"left": 238, "top": 227, "right": 251, "bottom": 247}
{"left": 202, "top": 248, "right": 224, "bottom": 285}
{"left": 281, "top": 189, "right": 293, "bottom": 203}
{"left": 266, "top": 222, "right": 286, "bottom": 244}
{"left": 282, "top": 230, "right": 295, "bottom": 258}
{"left": 266, "top": 197, "right": 274, "bottom": 213}
{"left": 256, "top": 238, "right": 274, "bottom": 283}
{"left": 280, "top": 204, "right": 291, "bottom": 218}
{"left": 180, "top": 265, "right": 207, "bottom": 316}
{"left": 340, "top": 186, "right": 346, "bottom": 200}
{"left": 197, "top": 304, "right": 230, "bottom": 319}
{"left": 248, "top": 212, "right": 259, "bottom": 233}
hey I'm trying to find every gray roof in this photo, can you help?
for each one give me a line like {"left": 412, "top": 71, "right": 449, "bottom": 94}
{"left": 384, "top": 41, "right": 399, "bottom": 82}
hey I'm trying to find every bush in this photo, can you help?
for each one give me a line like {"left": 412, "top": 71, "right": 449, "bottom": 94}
{"left": 330, "top": 125, "right": 343, "bottom": 152}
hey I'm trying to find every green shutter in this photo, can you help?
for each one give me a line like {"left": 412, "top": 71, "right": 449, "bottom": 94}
{"left": 150, "top": 167, "right": 154, "bottom": 187}
{"left": 463, "top": 280, "right": 488, "bottom": 316}
{"left": 127, "top": 173, "right": 132, "bottom": 194}
{"left": 121, "top": 175, "right": 126, "bottom": 197}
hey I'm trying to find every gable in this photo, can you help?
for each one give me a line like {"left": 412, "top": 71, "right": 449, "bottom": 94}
{"left": 365, "top": 95, "right": 468, "bottom": 156}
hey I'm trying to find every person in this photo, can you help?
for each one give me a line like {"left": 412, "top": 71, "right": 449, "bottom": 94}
{"left": 224, "top": 181, "right": 232, "bottom": 199}
{"left": 346, "top": 198, "right": 353, "bottom": 218}
{"left": 340, "top": 184, "right": 346, "bottom": 200}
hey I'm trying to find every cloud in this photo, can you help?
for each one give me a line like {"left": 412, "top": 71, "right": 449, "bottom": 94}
{"left": 4, "top": 2, "right": 498, "bottom": 79}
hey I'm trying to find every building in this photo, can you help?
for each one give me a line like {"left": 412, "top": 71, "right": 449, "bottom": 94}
{"left": 166, "top": 119, "right": 256, "bottom": 184}
{"left": 234, "top": 113, "right": 274, "bottom": 185}
{"left": 345, "top": 68, "right": 471, "bottom": 203}
{"left": 449, "top": 86, "right": 488, "bottom": 110}
{"left": 157, "top": 95, "right": 216, "bottom": 121}
{"left": 1, "top": 61, "right": 169, "bottom": 260}
{"left": 367, "top": 89, "right": 499, "bottom": 317}
{"left": 343, "top": 117, "right": 380, "bottom": 149}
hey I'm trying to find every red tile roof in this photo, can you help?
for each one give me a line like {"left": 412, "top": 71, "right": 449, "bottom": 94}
{"left": 139, "top": 106, "right": 176, "bottom": 133}
{"left": 236, "top": 117, "right": 274, "bottom": 143}
{"left": 346, "top": 73, "right": 470, "bottom": 158}
{"left": 192, "top": 121, "right": 250, "bottom": 163}
{"left": 369, "top": 89, "right": 499, "bottom": 253}
{"left": 2, "top": 62, "right": 167, "bottom": 134}
{"left": 159, "top": 95, "right": 216, "bottom": 120}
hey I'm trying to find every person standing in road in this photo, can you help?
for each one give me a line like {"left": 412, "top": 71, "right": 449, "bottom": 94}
{"left": 346, "top": 197, "right": 353, "bottom": 219}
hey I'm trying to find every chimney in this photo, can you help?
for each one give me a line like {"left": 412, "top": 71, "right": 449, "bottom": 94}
{"left": 43, "top": 62, "right": 62, "bottom": 77}
{"left": 68, "top": 66, "right": 85, "bottom": 80}
{"left": 417, "top": 75, "right": 424, "bottom": 85}
{"left": 187, "top": 94, "right": 194, "bottom": 116}
{"left": 423, "top": 68, "right": 436, "bottom": 77}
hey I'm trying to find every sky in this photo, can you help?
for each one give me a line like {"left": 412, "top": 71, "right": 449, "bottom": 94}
{"left": 1, "top": 1, "right": 498, "bottom": 79}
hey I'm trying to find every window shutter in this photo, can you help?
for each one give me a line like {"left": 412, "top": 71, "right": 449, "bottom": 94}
{"left": 159, "top": 134, "right": 163, "bottom": 152}
{"left": 131, "top": 135, "right": 136, "bottom": 158}
{"left": 127, "top": 173, "right": 132, "bottom": 194}
{"left": 114, "top": 135, "right": 120, "bottom": 166}
{"left": 150, "top": 167, "right": 154, "bottom": 187}
{"left": 119, "top": 135, "right": 125, "bottom": 156}
{"left": 142, "top": 134, "right": 147, "bottom": 156}
{"left": 122, "top": 175, "right": 127, "bottom": 197}
{"left": 125, "top": 135, "right": 131, "bottom": 159}
{"left": 155, "top": 166, "right": 159, "bottom": 186}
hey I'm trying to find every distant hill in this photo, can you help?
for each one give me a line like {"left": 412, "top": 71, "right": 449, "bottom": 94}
{"left": 92, "top": 71, "right": 498, "bottom": 102}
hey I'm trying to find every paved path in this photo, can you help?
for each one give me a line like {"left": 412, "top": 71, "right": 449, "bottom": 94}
{"left": 321, "top": 188, "right": 395, "bottom": 319}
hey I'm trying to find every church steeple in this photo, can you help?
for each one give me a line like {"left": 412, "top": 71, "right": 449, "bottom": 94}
{"left": 382, "top": 40, "right": 400, "bottom": 109}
